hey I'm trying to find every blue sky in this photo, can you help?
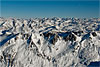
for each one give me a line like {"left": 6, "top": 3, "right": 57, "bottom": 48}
{"left": 0, "top": 0, "right": 100, "bottom": 18}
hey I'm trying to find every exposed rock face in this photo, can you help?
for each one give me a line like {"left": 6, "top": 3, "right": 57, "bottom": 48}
{"left": 63, "top": 32, "right": 76, "bottom": 41}
{"left": 0, "top": 17, "right": 100, "bottom": 67}
{"left": 92, "top": 32, "right": 97, "bottom": 37}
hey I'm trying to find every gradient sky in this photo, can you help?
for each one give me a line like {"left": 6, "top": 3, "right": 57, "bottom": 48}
{"left": 0, "top": 0, "right": 100, "bottom": 18}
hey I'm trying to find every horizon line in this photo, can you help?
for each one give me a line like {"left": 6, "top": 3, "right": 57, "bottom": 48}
{"left": 1, "top": 0, "right": 99, "bottom": 1}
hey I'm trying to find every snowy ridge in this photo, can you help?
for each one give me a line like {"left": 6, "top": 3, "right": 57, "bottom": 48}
{"left": 0, "top": 17, "right": 100, "bottom": 67}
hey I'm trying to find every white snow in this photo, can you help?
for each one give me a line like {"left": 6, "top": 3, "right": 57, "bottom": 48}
{"left": 0, "top": 17, "right": 100, "bottom": 67}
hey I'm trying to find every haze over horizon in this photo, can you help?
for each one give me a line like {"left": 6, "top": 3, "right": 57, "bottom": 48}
{"left": 0, "top": 0, "right": 100, "bottom": 18}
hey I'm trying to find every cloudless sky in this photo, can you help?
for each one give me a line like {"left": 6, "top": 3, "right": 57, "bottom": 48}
{"left": 0, "top": 0, "right": 100, "bottom": 18}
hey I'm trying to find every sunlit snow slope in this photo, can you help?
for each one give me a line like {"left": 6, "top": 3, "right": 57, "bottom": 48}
{"left": 0, "top": 17, "right": 100, "bottom": 67}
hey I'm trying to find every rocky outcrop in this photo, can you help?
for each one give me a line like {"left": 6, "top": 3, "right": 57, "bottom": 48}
{"left": 0, "top": 18, "right": 100, "bottom": 67}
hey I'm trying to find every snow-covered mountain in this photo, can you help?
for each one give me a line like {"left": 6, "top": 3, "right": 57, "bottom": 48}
{"left": 0, "top": 17, "right": 100, "bottom": 67}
